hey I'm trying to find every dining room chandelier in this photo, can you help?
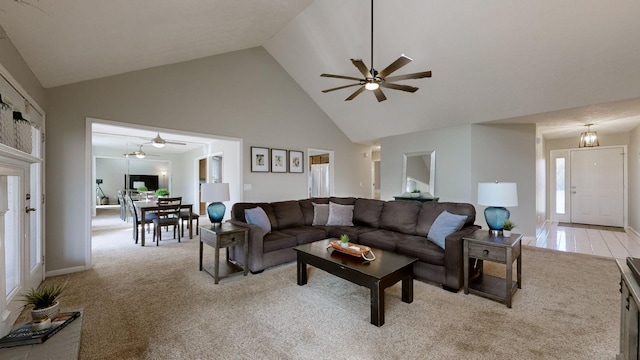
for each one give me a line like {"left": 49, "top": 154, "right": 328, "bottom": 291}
{"left": 578, "top": 124, "right": 599, "bottom": 148}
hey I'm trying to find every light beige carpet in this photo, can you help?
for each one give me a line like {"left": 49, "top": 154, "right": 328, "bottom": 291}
{"left": 22, "top": 210, "right": 620, "bottom": 359}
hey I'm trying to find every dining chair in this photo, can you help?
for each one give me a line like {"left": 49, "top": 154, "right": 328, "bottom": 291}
{"left": 180, "top": 207, "right": 199, "bottom": 237}
{"left": 117, "top": 190, "right": 127, "bottom": 221}
{"left": 154, "top": 197, "right": 182, "bottom": 245}
{"left": 126, "top": 194, "right": 157, "bottom": 244}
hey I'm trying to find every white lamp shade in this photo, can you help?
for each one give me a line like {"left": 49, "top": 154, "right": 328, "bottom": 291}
{"left": 477, "top": 182, "right": 518, "bottom": 207}
{"left": 201, "top": 183, "right": 230, "bottom": 203}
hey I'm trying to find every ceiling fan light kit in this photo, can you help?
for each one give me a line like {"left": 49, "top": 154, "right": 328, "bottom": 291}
{"left": 145, "top": 132, "right": 186, "bottom": 147}
{"left": 321, "top": 0, "right": 431, "bottom": 102}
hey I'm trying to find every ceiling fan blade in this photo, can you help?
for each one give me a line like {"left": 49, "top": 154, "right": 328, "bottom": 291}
{"left": 165, "top": 140, "right": 187, "bottom": 146}
{"left": 373, "top": 88, "right": 387, "bottom": 102}
{"left": 345, "top": 86, "right": 366, "bottom": 101}
{"left": 381, "top": 82, "right": 419, "bottom": 93}
{"left": 351, "top": 59, "right": 372, "bottom": 78}
{"left": 322, "top": 83, "right": 363, "bottom": 93}
{"left": 321, "top": 73, "right": 364, "bottom": 82}
{"left": 385, "top": 71, "right": 432, "bottom": 82}
{"left": 378, "top": 55, "right": 413, "bottom": 79}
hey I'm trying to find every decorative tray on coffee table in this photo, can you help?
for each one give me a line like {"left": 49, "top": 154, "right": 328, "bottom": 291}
{"left": 329, "top": 240, "right": 376, "bottom": 261}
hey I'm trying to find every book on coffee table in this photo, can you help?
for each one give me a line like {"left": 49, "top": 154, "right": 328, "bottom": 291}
{"left": 0, "top": 311, "right": 81, "bottom": 348}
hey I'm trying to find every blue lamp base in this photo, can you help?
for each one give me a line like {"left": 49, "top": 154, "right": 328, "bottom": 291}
{"left": 484, "top": 206, "right": 510, "bottom": 235}
{"left": 207, "top": 202, "right": 226, "bottom": 226}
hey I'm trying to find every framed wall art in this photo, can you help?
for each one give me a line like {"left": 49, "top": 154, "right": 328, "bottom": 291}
{"left": 271, "top": 148, "right": 287, "bottom": 173}
{"left": 288, "top": 150, "right": 304, "bottom": 173}
{"left": 251, "top": 146, "right": 269, "bottom": 172}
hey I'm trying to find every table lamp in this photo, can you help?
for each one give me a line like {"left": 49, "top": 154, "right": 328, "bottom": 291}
{"left": 477, "top": 182, "right": 518, "bottom": 236}
{"left": 201, "top": 183, "right": 230, "bottom": 226}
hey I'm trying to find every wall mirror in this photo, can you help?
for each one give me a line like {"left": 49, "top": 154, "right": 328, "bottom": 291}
{"left": 401, "top": 151, "right": 435, "bottom": 196}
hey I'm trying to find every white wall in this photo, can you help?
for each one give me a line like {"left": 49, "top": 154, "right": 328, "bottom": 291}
{"left": 535, "top": 128, "right": 546, "bottom": 236}
{"left": 44, "top": 47, "right": 371, "bottom": 273}
{"left": 381, "top": 123, "right": 537, "bottom": 237}
{"left": 470, "top": 124, "right": 537, "bottom": 236}
{"left": 380, "top": 125, "right": 473, "bottom": 202}
{"left": 630, "top": 125, "right": 640, "bottom": 233}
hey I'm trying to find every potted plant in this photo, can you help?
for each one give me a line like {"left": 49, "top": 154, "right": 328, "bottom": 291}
{"left": 136, "top": 186, "right": 148, "bottom": 192}
{"left": 21, "top": 280, "right": 68, "bottom": 321}
{"left": 155, "top": 188, "right": 169, "bottom": 197}
{"left": 340, "top": 234, "right": 350, "bottom": 248}
{"left": 502, "top": 220, "right": 517, "bottom": 237}
{"left": 411, "top": 189, "right": 421, "bottom": 198}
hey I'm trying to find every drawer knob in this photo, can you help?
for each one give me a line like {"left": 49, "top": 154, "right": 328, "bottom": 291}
{"left": 483, "top": 249, "right": 489, "bottom": 256}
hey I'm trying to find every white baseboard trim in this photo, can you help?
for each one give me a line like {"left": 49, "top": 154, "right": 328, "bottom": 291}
{"left": 46, "top": 265, "right": 88, "bottom": 277}
{"left": 628, "top": 227, "right": 640, "bottom": 238}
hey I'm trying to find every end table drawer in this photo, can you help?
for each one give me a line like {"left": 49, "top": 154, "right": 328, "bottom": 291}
{"left": 468, "top": 243, "right": 505, "bottom": 263}
{"left": 217, "top": 232, "right": 243, "bottom": 246}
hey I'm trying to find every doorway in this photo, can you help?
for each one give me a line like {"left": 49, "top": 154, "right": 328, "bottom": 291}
{"left": 198, "top": 154, "right": 223, "bottom": 214}
{"left": 550, "top": 146, "right": 626, "bottom": 227}
{"left": 308, "top": 149, "right": 334, "bottom": 198}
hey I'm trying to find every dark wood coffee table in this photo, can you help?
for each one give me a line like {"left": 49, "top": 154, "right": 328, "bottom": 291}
{"left": 294, "top": 239, "right": 418, "bottom": 326}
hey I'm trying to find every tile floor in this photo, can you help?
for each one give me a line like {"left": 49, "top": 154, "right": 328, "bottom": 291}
{"left": 524, "top": 222, "right": 640, "bottom": 259}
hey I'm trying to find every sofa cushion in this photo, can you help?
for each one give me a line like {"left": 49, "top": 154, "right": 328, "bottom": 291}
{"left": 379, "top": 201, "right": 422, "bottom": 235}
{"left": 326, "top": 226, "right": 376, "bottom": 243}
{"left": 281, "top": 226, "right": 328, "bottom": 245}
{"left": 298, "top": 199, "right": 315, "bottom": 225}
{"left": 427, "top": 211, "right": 468, "bottom": 249}
{"left": 396, "top": 237, "right": 445, "bottom": 266}
{"left": 271, "top": 201, "right": 305, "bottom": 229}
{"left": 232, "top": 203, "right": 278, "bottom": 230}
{"left": 245, "top": 207, "right": 272, "bottom": 234}
{"left": 415, "top": 202, "right": 477, "bottom": 237}
{"left": 326, "top": 202, "right": 354, "bottom": 226}
{"left": 312, "top": 203, "right": 330, "bottom": 225}
{"left": 263, "top": 231, "right": 298, "bottom": 253}
{"left": 358, "top": 229, "right": 413, "bottom": 252}
{"left": 353, "top": 198, "right": 384, "bottom": 228}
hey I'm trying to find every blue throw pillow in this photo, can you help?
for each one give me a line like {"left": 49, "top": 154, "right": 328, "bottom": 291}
{"left": 245, "top": 207, "right": 271, "bottom": 234}
{"left": 427, "top": 210, "right": 467, "bottom": 249}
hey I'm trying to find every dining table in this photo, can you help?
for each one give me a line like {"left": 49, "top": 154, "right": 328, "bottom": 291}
{"left": 134, "top": 200, "right": 194, "bottom": 246}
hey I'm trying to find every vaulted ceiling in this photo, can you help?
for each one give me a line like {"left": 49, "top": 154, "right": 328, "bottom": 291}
{"left": 2, "top": 0, "right": 640, "bottom": 143}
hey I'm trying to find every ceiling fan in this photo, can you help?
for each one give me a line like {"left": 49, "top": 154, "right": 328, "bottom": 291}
{"left": 123, "top": 144, "right": 156, "bottom": 159}
{"left": 140, "top": 133, "right": 187, "bottom": 148}
{"left": 321, "top": 0, "right": 432, "bottom": 102}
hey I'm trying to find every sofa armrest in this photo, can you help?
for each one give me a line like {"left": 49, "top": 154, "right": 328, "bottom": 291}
{"left": 443, "top": 225, "right": 481, "bottom": 290}
{"left": 228, "top": 220, "right": 266, "bottom": 272}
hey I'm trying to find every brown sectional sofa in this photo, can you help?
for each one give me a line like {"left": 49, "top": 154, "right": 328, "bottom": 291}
{"left": 228, "top": 197, "right": 480, "bottom": 291}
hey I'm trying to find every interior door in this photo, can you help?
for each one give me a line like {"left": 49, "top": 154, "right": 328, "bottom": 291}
{"left": 570, "top": 147, "right": 624, "bottom": 226}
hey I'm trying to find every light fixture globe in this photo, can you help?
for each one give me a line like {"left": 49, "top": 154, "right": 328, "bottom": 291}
{"left": 365, "top": 81, "right": 379, "bottom": 91}
{"left": 151, "top": 133, "right": 166, "bottom": 148}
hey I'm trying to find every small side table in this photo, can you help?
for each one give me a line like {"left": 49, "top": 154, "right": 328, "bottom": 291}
{"left": 463, "top": 229, "right": 522, "bottom": 308}
{"left": 199, "top": 223, "right": 249, "bottom": 284}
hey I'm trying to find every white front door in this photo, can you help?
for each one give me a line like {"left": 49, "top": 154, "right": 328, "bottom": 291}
{"left": 570, "top": 147, "right": 624, "bottom": 226}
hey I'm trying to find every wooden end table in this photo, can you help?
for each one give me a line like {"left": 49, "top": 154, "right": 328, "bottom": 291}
{"left": 463, "top": 229, "right": 522, "bottom": 308}
{"left": 199, "top": 223, "right": 249, "bottom": 284}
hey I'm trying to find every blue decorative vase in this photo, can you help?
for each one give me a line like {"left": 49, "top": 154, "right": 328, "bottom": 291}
{"left": 207, "top": 202, "right": 226, "bottom": 225}
{"left": 484, "top": 206, "right": 510, "bottom": 231}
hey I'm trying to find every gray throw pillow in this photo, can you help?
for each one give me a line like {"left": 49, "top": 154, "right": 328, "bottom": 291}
{"left": 326, "top": 202, "right": 354, "bottom": 226}
{"left": 245, "top": 207, "right": 271, "bottom": 234}
{"left": 427, "top": 210, "right": 467, "bottom": 249}
{"left": 312, "top": 203, "right": 329, "bottom": 226}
